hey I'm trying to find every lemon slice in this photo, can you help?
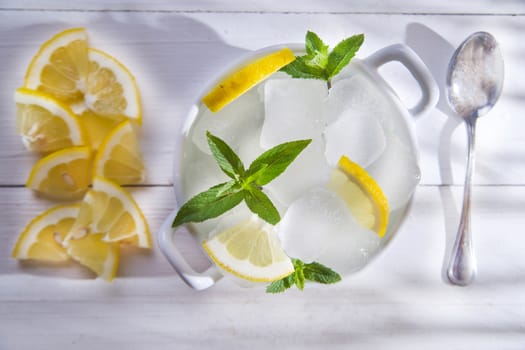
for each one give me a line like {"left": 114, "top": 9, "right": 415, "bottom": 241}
{"left": 66, "top": 176, "right": 151, "bottom": 248}
{"left": 15, "top": 88, "right": 87, "bottom": 152}
{"left": 93, "top": 120, "right": 145, "bottom": 185}
{"left": 24, "top": 27, "right": 88, "bottom": 103}
{"left": 78, "top": 109, "right": 122, "bottom": 150}
{"left": 12, "top": 203, "right": 79, "bottom": 262}
{"left": 26, "top": 146, "right": 92, "bottom": 200}
{"left": 67, "top": 232, "right": 119, "bottom": 281}
{"left": 328, "top": 156, "right": 389, "bottom": 237}
{"left": 202, "top": 47, "right": 296, "bottom": 112}
{"left": 85, "top": 48, "right": 142, "bottom": 122}
{"left": 202, "top": 216, "right": 294, "bottom": 282}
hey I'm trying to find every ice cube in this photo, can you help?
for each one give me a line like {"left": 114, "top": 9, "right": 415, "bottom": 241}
{"left": 264, "top": 139, "right": 332, "bottom": 207}
{"left": 191, "top": 87, "right": 263, "bottom": 155}
{"left": 325, "top": 75, "right": 391, "bottom": 125}
{"left": 189, "top": 202, "right": 254, "bottom": 242}
{"left": 277, "top": 187, "right": 381, "bottom": 275}
{"left": 277, "top": 187, "right": 353, "bottom": 262}
{"left": 366, "top": 133, "right": 420, "bottom": 210}
{"left": 317, "top": 221, "right": 381, "bottom": 276}
{"left": 181, "top": 146, "right": 229, "bottom": 199}
{"left": 235, "top": 117, "right": 265, "bottom": 165}
{"left": 324, "top": 108, "right": 386, "bottom": 168}
{"left": 260, "top": 79, "right": 328, "bottom": 149}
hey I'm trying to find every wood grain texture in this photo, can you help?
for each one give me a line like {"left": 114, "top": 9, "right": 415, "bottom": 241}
{"left": 0, "top": 11, "right": 524, "bottom": 186}
{"left": 1, "top": 3, "right": 525, "bottom": 349}
{"left": 0, "top": 0, "right": 524, "bottom": 14}
{"left": 2, "top": 186, "right": 525, "bottom": 349}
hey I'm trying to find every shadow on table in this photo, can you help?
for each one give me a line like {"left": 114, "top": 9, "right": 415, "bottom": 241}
{"left": 404, "top": 23, "right": 463, "bottom": 284}
{"left": 2, "top": 12, "right": 248, "bottom": 280}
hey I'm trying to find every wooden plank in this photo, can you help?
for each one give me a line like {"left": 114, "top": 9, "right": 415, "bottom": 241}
{"left": 0, "top": 11, "right": 523, "bottom": 187}
{"left": 1, "top": 185, "right": 525, "bottom": 349}
{"left": 1, "top": 0, "right": 524, "bottom": 15}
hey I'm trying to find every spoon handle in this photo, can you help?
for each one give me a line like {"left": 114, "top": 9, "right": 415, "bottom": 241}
{"left": 447, "top": 119, "right": 478, "bottom": 286}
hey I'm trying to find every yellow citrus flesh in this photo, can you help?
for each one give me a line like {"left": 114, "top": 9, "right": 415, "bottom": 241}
{"left": 78, "top": 109, "right": 122, "bottom": 150}
{"left": 12, "top": 204, "right": 80, "bottom": 262}
{"left": 66, "top": 176, "right": 151, "bottom": 248}
{"left": 328, "top": 156, "right": 389, "bottom": 237}
{"left": 202, "top": 216, "right": 294, "bottom": 282}
{"left": 66, "top": 232, "right": 119, "bottom": 281}
{"left": 24, "top": 28, "right": 88, "bottom": 103}
{"left": 85, "top": 48, "right": 142, "bottom": 122}
{"left": 26, "top": 146, "right": 92, "bottom": 200}
{"left": 15, "top": 88, "right": 86, "bottom": 152}
{"left": 202, "top": 47, "right": 296, "bottom": 112}
{"left": 93, "top": 120, "right": 145, "bottom": 185}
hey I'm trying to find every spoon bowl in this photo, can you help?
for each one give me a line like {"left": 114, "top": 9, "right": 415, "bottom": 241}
{"left": 447, "top": 32, "right": 504, "bottom": 120}
{"left": 445, "top": 32, "right": 504, "bottom": 285}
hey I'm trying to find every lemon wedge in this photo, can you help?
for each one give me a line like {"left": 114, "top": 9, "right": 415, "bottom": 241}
{"left": 12, "top": 203, "right": 79, "bottom": 262}
{"left": 26, "top": 146, "right": 92, "bottom": 200}
{"left": 202, "top": 215, "right": 294, "bottom": 282}
{"left": 24, "top": 27, "right": 89, "bottom": 103}
{"left": 15, "top": 88, "right": 87, "bottom": 152}
{"left": 93, "top": 120, "right": 145, "bottom": 185}
{"left": 66, "top": 232, "right": 119, "bottom": 281}
{"left": 78, "top": 109, "right": 122, "bottom": 150}
{"left": 66, "top": 176, "right": 151, "bottom": 248}
{"left": 328, "top": 156, "right": 389, "bottom": 237}
{"left": 85, "top": 48, "right": 142, "bottom": 122}
{"left": 202, "top": 47, "right": 295, "bottom": 112}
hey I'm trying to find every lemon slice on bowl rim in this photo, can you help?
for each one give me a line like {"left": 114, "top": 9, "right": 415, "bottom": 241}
{"left": 24, "top": 27, "right": 89, "bottom": 103}
{"left": 202, "top": 47, "right": 296, "bottom": 112}
{"left": 202, "top": 215, "right": 294, "bottom": 283}
{"left": 328, "top": 155, "right": 389, "bottom": 237}
{"left": 12, "top": 203, "right": 80, "bottom": 262}
{"left": 85, "top": 48, "right": 142, "bottom": 123}
{"left": 26, "top": 146, "right": 92, "bottom": 200}
{"left": 66, "top": 176, "right": 151, "bottom": 248}
{"left": 93, "top": 120, "right": 145, "bottom": 185}
{"left": 15, "top": 88, "right": 87, "bottom": 152}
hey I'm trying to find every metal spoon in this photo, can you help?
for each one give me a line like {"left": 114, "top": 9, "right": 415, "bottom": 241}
{"left": 445, "top": 32, "right": 504, "bottom": 285}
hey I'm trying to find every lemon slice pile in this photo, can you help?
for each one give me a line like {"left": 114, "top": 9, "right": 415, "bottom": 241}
{"left": 12, "top": 27, "right": 150, "bottom": 281}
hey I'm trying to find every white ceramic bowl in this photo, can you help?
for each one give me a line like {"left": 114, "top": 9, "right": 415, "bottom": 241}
{"left": 158, "top": 43, "right": 439, "bottom": 290}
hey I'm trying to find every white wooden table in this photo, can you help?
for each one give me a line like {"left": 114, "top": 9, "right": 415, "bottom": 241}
{"left": 1, "top": 1, "right": 525, "bottom": 349}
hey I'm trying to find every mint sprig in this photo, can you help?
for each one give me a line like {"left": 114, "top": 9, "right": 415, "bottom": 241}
{"left": 266, "top": 259, "right": 342, "bottom": 293}
{"left": 172, "top": 131, "right": 311, "bottom": 228}
{"left": 280, "top": 31, "right": 364, "bottom": 88}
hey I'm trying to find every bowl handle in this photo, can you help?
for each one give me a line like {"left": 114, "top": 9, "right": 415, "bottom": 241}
{"left": 157, "top": 208, "right": 223, "bottom": 290}
{"left": 364, "top": 44, "right": 439, "bottom": 118}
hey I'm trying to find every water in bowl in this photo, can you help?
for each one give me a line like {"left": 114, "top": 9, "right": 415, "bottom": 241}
{"left": 179, "top": 61, "right": 420, "bottom": 276}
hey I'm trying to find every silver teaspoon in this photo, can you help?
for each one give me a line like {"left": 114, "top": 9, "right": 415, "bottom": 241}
{"left": 445, "top": 32, "right": 504, "bottom": 285}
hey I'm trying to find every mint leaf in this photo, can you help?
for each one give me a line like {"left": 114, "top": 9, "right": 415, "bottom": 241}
{"left": 293, "top": 259, "right": 305, "bottom": 290}
{"left": 326, "top": 34, "right": 364, "bottom": 79}
{"left": 247, "top": 139, "right": 311, "bottom": 186}
{"left": 304, "top": 31, "right": 329, "bottom": 69}
{"left": 174, "top": 132, "right": 311, "bottom": 227}
{"left": 244, "top": 185, "right": 280, "bottom": 225}
{"left": 280, "top": 56, "right": 326, "bottom": 80}
{"left": 305, "top": 31, "right": 328, "bottom": 57}
{"left": 266, "top": 273, "right": 295, "bottom": 293}
{"left": 206, "top": 131, "right": 245, "bottom": 179}
{"left": 303, "top": 261, "right": 341, "bottom": 284}
{"left": 266, "top": 258, "right": 341, "bottom": 293}
{"left": 172, "top": 181, "right": 244, "bottom": 228}
{"left": 280, "top": 31, "right": 364, "bottom": 86}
